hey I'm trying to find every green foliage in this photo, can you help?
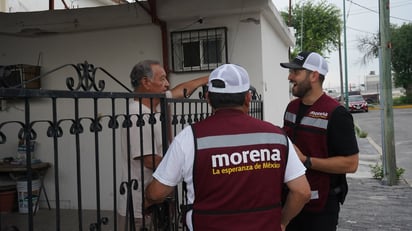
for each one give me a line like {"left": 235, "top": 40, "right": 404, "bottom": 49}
{"left": 354, "top": 124, "right": 368, "bottom": 138}
{"left": 359, "top": 130, "right": 368, "bottom": 138}
{"left": 393, "top": 95, "right": 412, "bottom": 105}
{"left": 392, "top": 23, "right": 412, "bottom": 90}
{"left": 280, "top": 0, "right": 342, "bottom": 57}
{"left": 370, "top": 163, "right": 405, "bottom": 182}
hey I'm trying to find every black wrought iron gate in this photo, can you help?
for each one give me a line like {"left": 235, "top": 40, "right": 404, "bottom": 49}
{"left": 0, "top": 62, "right": 263, "bottom": 231}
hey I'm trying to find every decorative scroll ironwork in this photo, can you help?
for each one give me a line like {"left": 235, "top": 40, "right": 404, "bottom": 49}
{"left": 1, "top": 61, "right": 132, "bottom": 93}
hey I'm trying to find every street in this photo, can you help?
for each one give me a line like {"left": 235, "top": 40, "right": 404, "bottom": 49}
{"left": 337, "top": 108, "right": 412, "bottom": 231}
{"left": 352, "top": 108, "right": 412, "bottom": 185}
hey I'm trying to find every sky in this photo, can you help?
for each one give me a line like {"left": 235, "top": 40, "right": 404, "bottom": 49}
{"left": 272, "top": 0, "right": 412, "bottom": 91}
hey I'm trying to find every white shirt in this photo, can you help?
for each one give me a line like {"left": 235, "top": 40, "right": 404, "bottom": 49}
{"left": 118, "top": 101, "right": 163, "bottom": 217}
{"left": 118, "top": 90, "right": 172, "bottom": 217}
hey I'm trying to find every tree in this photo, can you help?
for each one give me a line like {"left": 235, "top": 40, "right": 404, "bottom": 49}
{"left": 357, "top": 33, "right": 380, "bottom": 65}
{"left": 280, "top": 0, "right": 342, "bottom": 57}
{"left": 391, "top": 23, "right": 412, "bottom": 100}
{"left": 357, "top": 23, "right": 412, "bottom": 101}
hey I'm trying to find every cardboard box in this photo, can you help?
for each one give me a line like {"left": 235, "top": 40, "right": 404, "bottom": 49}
{"left": 0, "top": 64, "right": 41, "bottom": 89}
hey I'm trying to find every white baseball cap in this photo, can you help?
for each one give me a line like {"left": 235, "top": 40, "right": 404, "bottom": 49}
{"left": 280, "top": 51, "right": 328, "bottom": 76}
{"left": 208, "top": 64, "right": 250, "bottom": 93}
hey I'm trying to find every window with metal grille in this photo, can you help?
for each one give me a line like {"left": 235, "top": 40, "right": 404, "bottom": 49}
{"left": 171, "top": 27, "right": 228, "bottom": 72}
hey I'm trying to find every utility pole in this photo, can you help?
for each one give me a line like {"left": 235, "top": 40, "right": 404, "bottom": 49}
{"left": 338, "top": 33, "right": 344, "bottom": 104}
{"left": 300, "top": 4, "right": 304, "bottom": 50}
{"left": 379, "top": 0, "right": 397, "bottom": 185}
{"left": 288, "top": 0, "right": 292, "bottom": 27}
{"left": 288, "top": 0, "right": 292, "bottom": 59}
{"left": 343, "top": 0, "right": 349, "bottom": 108}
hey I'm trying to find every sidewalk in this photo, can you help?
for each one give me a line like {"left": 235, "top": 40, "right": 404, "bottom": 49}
{"left": 337, "top": 137, "right": 412, "bottom": 231}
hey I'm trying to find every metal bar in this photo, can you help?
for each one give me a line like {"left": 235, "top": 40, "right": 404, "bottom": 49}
{"left": 111, "top": 98, "right": 118, "bottom": 230}
{"left": 93, "top": 98, "right": 102, "bottom": 230}
{"left": 74, "top": 98, "right": 84, "bottom": 231}
{"left": 0, "top": 88, "right": 163, "bottom": 99}
{"left": 24, "top": 97, "right": 34, "bottom": 230}
{"left": 52, "top": 97, "right": 62, "bottom": 231}
{"left": 125, "top": 97, "right": 135, "bottom": 231}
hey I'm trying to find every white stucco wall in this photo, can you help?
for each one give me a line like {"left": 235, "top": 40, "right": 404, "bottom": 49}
{"left": 167, "top": 13, "right": 263, "bottom": 92}
{"left": 0, "top": 25, "right": 163, "bottom": 210}
{"left": 260, "top": 14, "right": 292, "bottom": 125}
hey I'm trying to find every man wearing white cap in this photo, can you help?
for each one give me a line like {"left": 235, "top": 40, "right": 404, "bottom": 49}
{"left": 145, "top": 64, "right": 311, "bottom": 230}
{"left": 280, "top": 51, "right": 359, "bottom": 231}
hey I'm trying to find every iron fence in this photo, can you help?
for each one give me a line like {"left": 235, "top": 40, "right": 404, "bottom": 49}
{"left": 0, "top": 62, "right": 263, "bottom": 231}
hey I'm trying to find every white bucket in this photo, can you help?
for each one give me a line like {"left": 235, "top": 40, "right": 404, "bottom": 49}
{"left": 16, "top": 179, "right": 40, "bottom": 213}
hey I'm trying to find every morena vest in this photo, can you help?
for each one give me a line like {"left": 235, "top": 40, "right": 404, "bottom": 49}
{"left": 283, "top": 93, "right": 340, "bottom": 212}
{"left": 190, "top": 109, "right": 288, "bottom": 231}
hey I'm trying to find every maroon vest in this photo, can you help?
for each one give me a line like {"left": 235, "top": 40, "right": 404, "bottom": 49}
{"left": 283, "top": 94, "right": 340, "bottom": 212}
{"left": 191, "top": 109, "right": 288, "bottom": 231}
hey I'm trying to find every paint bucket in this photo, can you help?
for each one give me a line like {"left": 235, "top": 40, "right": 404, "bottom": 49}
{"left": 16, "top": 179, "right": 40, "bottom": 213}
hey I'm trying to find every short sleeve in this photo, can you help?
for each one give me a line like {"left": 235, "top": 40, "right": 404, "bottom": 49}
{"left": 165, "top": 90, "right": 173, "bottom": 99}
{"left": 284, "top": 138, "right": 306, "bottom": 183}
{"left": 328, "top": 106, "right": 359, "bottom": 156}
{"left": 152, "top": 126, "right": 194, "bottom": 186}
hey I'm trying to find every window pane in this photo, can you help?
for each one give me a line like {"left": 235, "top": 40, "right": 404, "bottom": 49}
{"left": 203, "top": 39, "right": 221, "bottom": 64}
{"left": 171, "top": 27, "right": 227, "bottom": 72}
{"left": 183, "top": 41, "right": 200, "bottom": 67}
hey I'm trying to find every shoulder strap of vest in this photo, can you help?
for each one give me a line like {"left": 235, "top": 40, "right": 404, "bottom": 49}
{"left": 280, "top": 128, "right": 290, "bottom": 207}
{"left": 177, "top": 125, "right": 197, "bottom": 228}
{"left": 281, "top": 128, "right": 289, "bottom": 167}
{"left": 191, "top": 124, "right": 198, "bottom": 192}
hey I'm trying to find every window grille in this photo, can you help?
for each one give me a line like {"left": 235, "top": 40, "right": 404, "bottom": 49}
{"left": 171, "top": 27, "right": 228, "bottom": 72}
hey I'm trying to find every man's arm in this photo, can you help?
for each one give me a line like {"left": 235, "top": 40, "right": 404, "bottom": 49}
{"left": 169, "top": 76, "right": 208, "bottom": 99}
{"left": 281, "top": 175, "right": 311, "bottom": 230}
{"left": 145, "top": 178, "right": 174, "bottom": 208}
{"left": 138, "top": 154, "right": 162, "bottom": 170}
{"left": 294, "top": 145, "right": 359, "bottom": 174}
{"left": 307, "top": 153, "right": 359, "bottom": 174}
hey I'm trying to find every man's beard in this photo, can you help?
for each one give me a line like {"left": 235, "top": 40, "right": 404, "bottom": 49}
{"left": 292, "top": 78, "right": 311, "bottom": 98}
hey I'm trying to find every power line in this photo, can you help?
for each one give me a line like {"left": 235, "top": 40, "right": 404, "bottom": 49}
{"left": 347, "top": 0, "right": 377, "bottom": 14}
{"left": 391, "top": 0, "right": 411, "bottom": 7}
{"left": 349, "top": 0, "right": 412, "bottom": 14}
{"left": 391, "top": 15, "right": 412, "bottom": 23}
{"left": 346, "top": 0, "right": 412, "bottom": 23}
{"left": 346, "top": 26, "right": 377, "bottom": 35}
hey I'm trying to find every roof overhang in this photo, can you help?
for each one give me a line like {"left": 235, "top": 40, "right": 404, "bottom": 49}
{"left": 0, "top": 3, "right": 151, "bottom": 37}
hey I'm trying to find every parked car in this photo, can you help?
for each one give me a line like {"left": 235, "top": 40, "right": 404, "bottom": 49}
{"left": 348, "top": 95, "right": 368, "bottom": 112}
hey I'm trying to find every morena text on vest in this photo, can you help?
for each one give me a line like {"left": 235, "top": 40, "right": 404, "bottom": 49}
{"left": 211, "top": 148, "right": 281, "bottom": 168}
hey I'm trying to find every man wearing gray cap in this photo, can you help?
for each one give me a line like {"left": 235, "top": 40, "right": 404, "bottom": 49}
{"left": 145, "top": 64, "right": 310, "bottom": 230}
{"left": 280, "top": 51, "right": 359, "bottom": 231}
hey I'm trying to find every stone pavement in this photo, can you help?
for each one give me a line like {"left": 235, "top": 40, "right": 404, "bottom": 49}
{"left": 337, "top": 137, "right": 412, "bottom": 231}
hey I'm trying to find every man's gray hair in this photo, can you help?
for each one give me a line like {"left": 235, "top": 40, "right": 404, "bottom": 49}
{"left": 130, "top": 60, "right": 160, "bottom": 88}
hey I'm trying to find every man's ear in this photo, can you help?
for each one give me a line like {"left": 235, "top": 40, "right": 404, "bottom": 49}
{"left": 243, "top": 91, "right": 252, "bottom": 111}
{"left": 206, "top": 92, "right": 217, "bottom": 114}
{"left": 205, "top": 91, "right": 210, "bottom": 104}
{"left": 311, "top": 71, "right": 319, "bottom": 81}
{"left": 246, "top": 91, "right": 252, "bottom": 102}
{"left": 141, "top": 77, "right": 151, "bottom": 90}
